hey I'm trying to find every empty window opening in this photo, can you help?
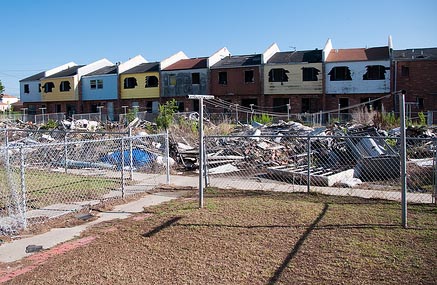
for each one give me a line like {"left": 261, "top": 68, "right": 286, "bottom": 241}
{"left": 60, "top": 81, "right": 71, "bottom": 92}
{"left": 273, "top": 98, "right": 289, "bottom": 113}
{"left": 191, "top": 73, "right": 200, "bottom": 85}
{"left": 43, "top": 82, "right": 55, "bottom": 93}
{"left": 241, "top": 98, "right": 258, "bottom": 108}
{"left": 417, "top": 97, "right": 424, "bottom": 109}
{"left": 169, "top": 75, "right": 176, "bottom": 86}
{"left": 56, "top": 104, "right": 62, "bottom": 113}
{"left": 145, "top": 76, "right": 159, "bottom": 88}
{"left": 268, "top": 68, "right": 289, "bottom": 83}
{"left": 302, "top": 67, "right": 320, "bottom": 81}
{"left": 38, "top": 83, "right": 41, "bottom": 93}
{"left": 24, "top": 84, "right": 30, "bottom": 93}
{"left": 146, "top": 101, "right": 153, "bottom": 112}
{"left": 401, "top": 65, "right": 409, "bottom": 77}
{"left": 124, "top": 77, "right": 137, "bottom": 89}
{"left": 329, "top": 66, "right": 352, "bottom": 81}
{"left": 177, "top": 101, "right": 184, "bottom": 112}
{"left": 301, "top": 98, "right": 319, "bottom": 113}
{"left": 244, "top": 70, "right": 254, "bottom": 83}
{"left": 363, "top": 65, "right": 387, "bottom": 80}
{"left": 218, "top": 72, "right": 227, "bottom": 85}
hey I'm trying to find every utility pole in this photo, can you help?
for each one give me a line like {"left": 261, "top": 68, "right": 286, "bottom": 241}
{"left": 188, "top": 94, "right": 214, "bottom": 208}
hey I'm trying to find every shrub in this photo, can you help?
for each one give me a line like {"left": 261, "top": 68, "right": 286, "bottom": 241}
{"left": 155, "top": 99, "right": 178, "bottom": 130}
{"left": 252, "top": 113, "right": 273, "bottom": 125}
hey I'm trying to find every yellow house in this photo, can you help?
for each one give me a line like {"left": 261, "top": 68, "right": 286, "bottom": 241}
{"left": 40, "top": 65, "right": 83, "bottom": 102}
{"left": 120, "top": 62, "right": 160, "bottom": 99}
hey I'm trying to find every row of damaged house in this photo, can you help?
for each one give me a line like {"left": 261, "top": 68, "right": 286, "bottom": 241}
{"left": 19, "top": 37, "right": 437, "bottom": 124}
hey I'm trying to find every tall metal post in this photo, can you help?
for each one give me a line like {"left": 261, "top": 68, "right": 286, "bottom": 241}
{"left": 20, "top": 146, "right": 27, "bottom": 228}
{"left": 97, "top": 106, "right": 104, "bottom": 122}
{"left": 121, "top": 138, "right": 125, "bottom": 198}
{"left": 307, "top": 136, "right": 311, "bottom": 193}
{"left": 64, "top": 133, "right": 68, "bottom": 173}
{"left": 399, "top": 90, "right": 407, "bottom": 228}
{"left": 235, "top": 104, "right": 239, "bottom": 124}
{"left": 128, "top": 127, "right": 133, "bottom": 180}
{"left": 286, "top": 104, "right": 290, "bottom": 121}
{"left": 165, "top": 129, "right": 170, "bottom": 184}
{"left": 188, "top": 94, "right": 214, "bottom": 208}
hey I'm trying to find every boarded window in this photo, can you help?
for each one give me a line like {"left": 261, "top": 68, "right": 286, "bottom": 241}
{"left": 124, "top": 77, "right": 137, "bottom": 89}
{"left": 244, "top": 70, "right": 254, "bottom": 83}
{"left": 219, "top": 72, "right": 227, "bottom": 85}
{"left": 24, "top": 84, "right": 30, "bottom": 93}
{"left": 169, "top": 75, "right": 176, "bottom": 86}
{"left": 401, "top": 65, "right": 409, "bottom": 77}
{"left": 363, "top": 65, "right": 386, "bottom": 80}
{"left": 268, "top": 68, "right": 289, "bottom": 82}
{"left": 97, "top": 79, "right": 103, "bottom": 89}
{"left": 60, "top": 81, "right": 71, "bottom": 92}
{"left": 329, "top": 66, "right": 352, "bottom": 81}
{"left": 145, "top": 76, "right": 159, "bottom": 87}
{"left": 191, "top": 73, "right": 200, "bottom": 84}
{"left": 43, "top": 82, "right": 55, "bottom": 93}
{"left": 302, "top": 67, "right": 320, "bottom": 81}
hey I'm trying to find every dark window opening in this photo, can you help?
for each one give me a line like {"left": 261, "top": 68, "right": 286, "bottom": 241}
{"left": 191, "top": 73, "right": 200, "bottom": 85}
{"left": 218, "top": 72, "right": 227, "bottom": 85}
{"left": 124, "top": 77, "right": 137, "bottom": 89}
{"left": 24, "top": 84, "right": 30, "bottom": 94}
{"left": 268, "top": 68, "right": 289, "bottom": 82}
{"left": 145, "top": 76, "right": 159, "bottom": 88}
{"left": 244, "top": 70, "right": 254, "bottom": 83}
{"left": 56, "top": 104, "right": 62, "bottom": 113}
{"left": 241, "top": 98, "right": 258, "bottom": 108}
{"left": 401, "top": 65, "right": 409, "bottom": 77}
{"left": 177, "top": 101, "right": 184, "bottom": 112}
{"left": 302, "top": 67, "right": 320, "bottom": 81}
{"left": 146, "top": 101, "right": 153, "bottom": 112}
{"left": 38, "top": 83, "right": 41, "bottom": 93}
{"left": 301, "top": 98, "right": 319, "bottom": 113}
{"left": 363, "top": 65, "right": 386, "bottom": 80}
{"left": 60, "top": 81, "right": 71, "bottom": 92}
{"left": 90, "top": 80, "right": 96, "bottom": 89}
{"left": 43, "top": 82, "right": 55, "bottom": 93}
{"left": 273, "top": 98, "right": 289, "bottom": 113}
{"left": 193, "top": 100, "right": 199, "bottom": 112}
{"left": 329, "top": 66, "right": 352, "bottom": 81}
{"left": 97, "top": 79, "right": 103, "bottom": 89}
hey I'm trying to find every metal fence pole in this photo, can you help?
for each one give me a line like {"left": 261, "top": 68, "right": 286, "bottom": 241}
{"left": 165, "top": 129, "right": 170, "bottom": 184}
{"left": 64, "top": 133, "right": 68, "bottom": 174}
{"left": 307, "top": 135, "right": 311, "bottom": 193}
{"left": 128, "top": 128, "right": 133, "bottom": 180}
{"left": 199, "top": 98, "right": 205, "bottom": 208}
{"left": 433, "top": 138, "right": 437, "bottom": 204}
{"left": 399, "top": 90, "right": 408, "bottom": 228}
{"left": 20, "top": 146, "right": 28, "bottom": 229}
{"left": 121, "top": 138, "right": 125, "bottom": 198}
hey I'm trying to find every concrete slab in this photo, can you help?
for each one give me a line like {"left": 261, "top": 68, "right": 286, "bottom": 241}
{"left": 26, "top": 203, "right": 83, "bottom": 220}
{"left": 0, "top": 192, "right": 183, "bottom": 263}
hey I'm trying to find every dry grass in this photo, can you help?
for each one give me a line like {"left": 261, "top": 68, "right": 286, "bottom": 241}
{"left": 2, "top": 188, "right": 437, "bottom": 285}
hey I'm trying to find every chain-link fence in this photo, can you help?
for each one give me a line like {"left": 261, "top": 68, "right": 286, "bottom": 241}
{"left": 204, "top": 134, "right": 436, "bottom": 205}
{"left": 0, "top": 129, "right": 170, "bottom": 235}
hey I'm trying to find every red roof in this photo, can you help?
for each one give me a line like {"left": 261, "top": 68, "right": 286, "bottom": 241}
{"left": 326, "top": 47, "right": 389, "bottom": 62}
{"left": 1, "top": 94, "right": 17, "bottom": 99}
{"left": 164, "top": 58, "right": 208, "bottom": 71}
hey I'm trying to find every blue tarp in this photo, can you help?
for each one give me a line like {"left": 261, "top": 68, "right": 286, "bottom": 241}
{"left": 101, "top": 149, "right": 155, "bottom": 167}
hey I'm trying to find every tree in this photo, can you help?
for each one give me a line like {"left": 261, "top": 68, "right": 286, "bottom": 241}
{"left": 0, "top": 80, "right": 4, "bottom": 94}
{"left": 155, "top": 99, "right": 178, "bottom": 130}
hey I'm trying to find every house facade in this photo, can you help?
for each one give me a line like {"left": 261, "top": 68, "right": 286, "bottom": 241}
{"left": 264, "top": 47, "right": 323, "bottom": 113}
{"left": 324, "top": 39, "right": 391, "bottom": 113}
{"left": 392, "top": 48, "right": 437, "bottom": 116}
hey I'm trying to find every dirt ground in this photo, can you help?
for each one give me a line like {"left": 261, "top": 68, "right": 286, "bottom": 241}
{"left": 1, "top": 188, "right": 436, "bottom": 285}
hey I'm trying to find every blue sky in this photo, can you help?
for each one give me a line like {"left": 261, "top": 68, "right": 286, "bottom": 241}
{"left": 1, "top": 0, "right": 436, "bottom": 97}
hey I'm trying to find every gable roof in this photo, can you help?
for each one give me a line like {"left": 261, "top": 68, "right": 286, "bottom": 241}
{"left": 267, "top": 50, "right": 322, "bottom": 64}
{"left": 20, "top": 71, "right": 46, "bottom": 82}
{"left": 121, "top": 62, "right": 160, "bottom": 74}
{"left": 211, "top": 54, "right": 262, "bottom": 69}
{"left": 326, "top": 46, "right": 389, "bottom": 62}
{"left": 84, "top": 65, "right": 118, "bottom": 76}
{"left": 163, "top": 57, "right": 208, "bottom": 71}
{"left": 394, "top": 48, "right": 437, "bottom": 61}
{"left": 44, "top": 65, "right": 85, "bottom": 79}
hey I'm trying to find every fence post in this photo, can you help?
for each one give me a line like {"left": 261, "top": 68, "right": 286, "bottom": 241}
{"left": 433, "top": 138, "right": 437, "bottom": 205}
{"left": 20, "top": 146, "right": 28, "bottom": 229}
{"left": 64, "top": 133, "right": 68, "bottom": 174}
{"left": 165, "top": 129, "right": 170, "bottom": 184}
{"left": 204, "top": 138, "right": 209, "bottom": 187}
{"left": 427, "top": 111, "right": 433, "bottom": 127}
{"left": 307, "top": 135, "right": 311, "bottom": 193}
{"left": 128, "top": 127, "right": 133, "bottom": 180}
{"left": 399, "top": 90, "right": 408, "bottom": 228}
{"left": 121, "top": 138, "right": 125, "bottom": 198}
